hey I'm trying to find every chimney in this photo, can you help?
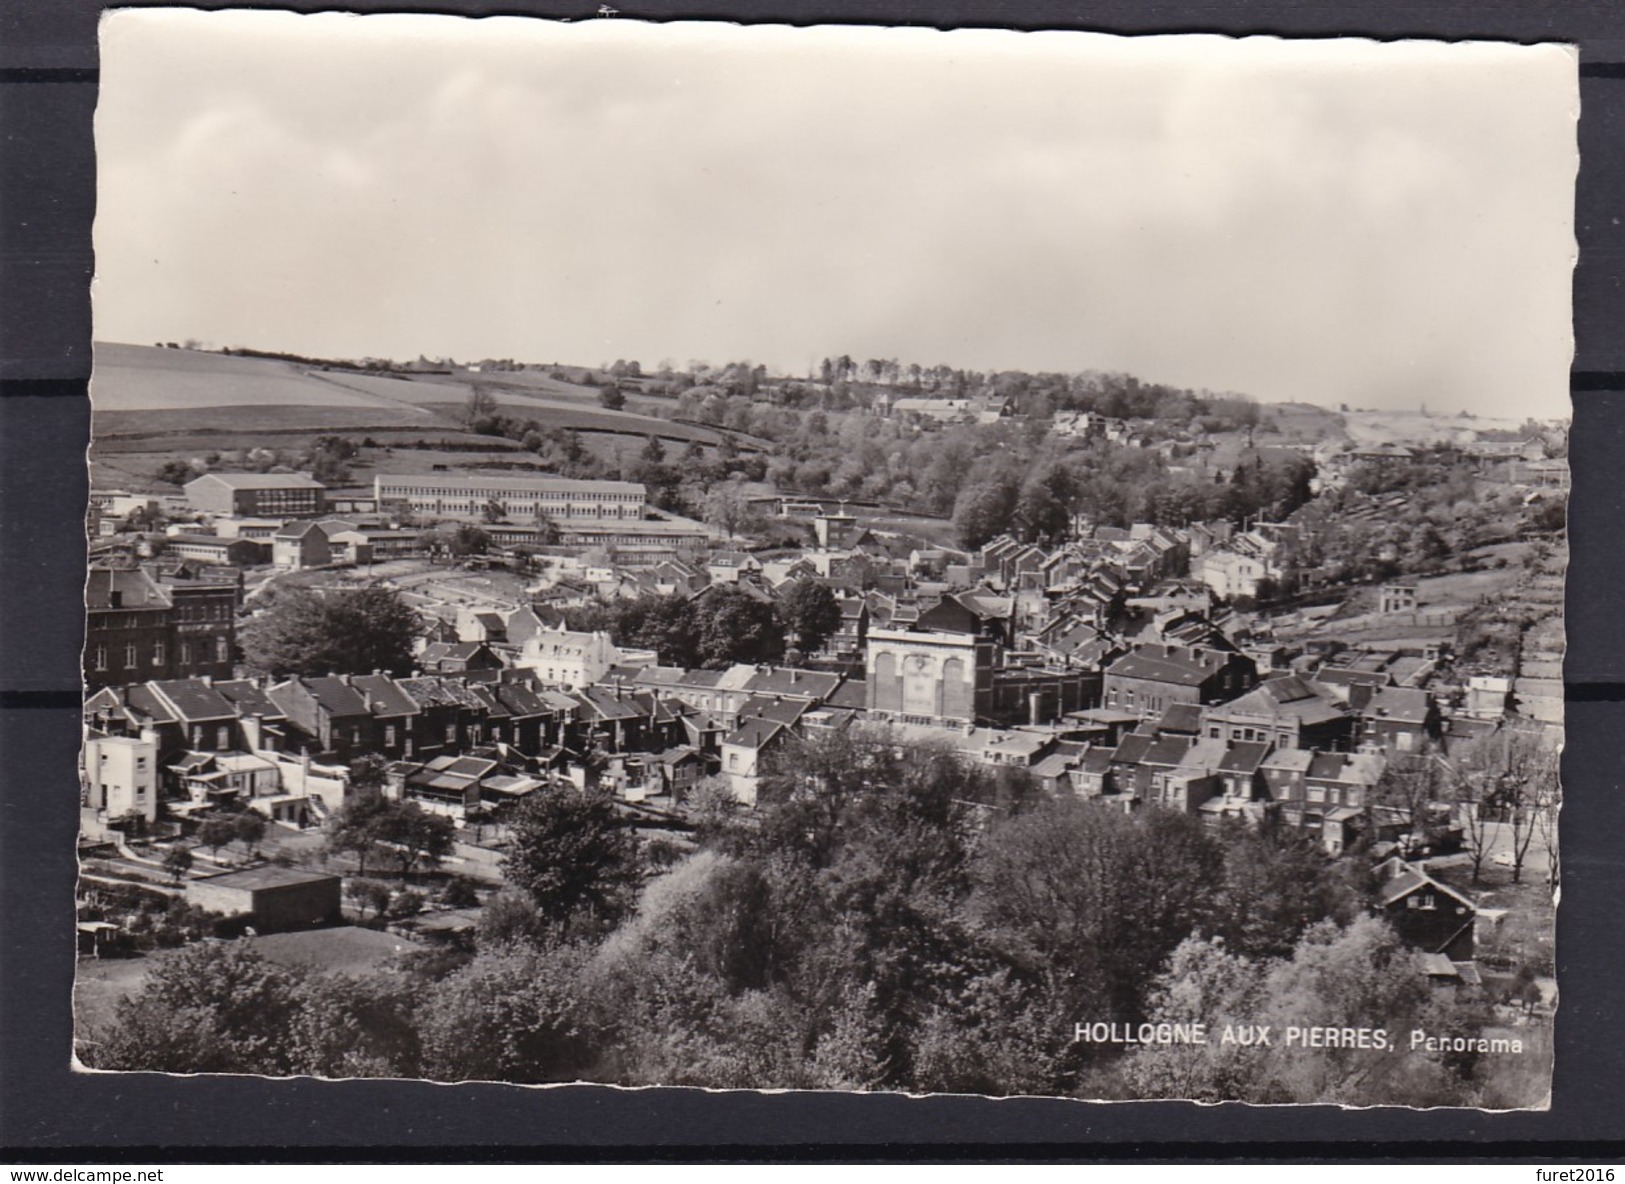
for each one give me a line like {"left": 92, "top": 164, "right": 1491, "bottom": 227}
{"left": 199, "top": 674, "right": 211, "bottom": 686}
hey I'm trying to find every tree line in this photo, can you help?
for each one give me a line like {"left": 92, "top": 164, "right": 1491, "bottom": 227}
{"left": 562, "top": 580, "right": 841, "bottom": 669}
{"left": 83, "top": 732, "right": 1541, "bottom": 1106}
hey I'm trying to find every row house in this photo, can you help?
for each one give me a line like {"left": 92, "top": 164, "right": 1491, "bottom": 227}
{"left": 213, "top": 678, "right": 291, "bottom": 751}
{"left": 820, "top": 596, "right": 870, "bottom": 661}
{"left": 980, "top": 535, "right": 1047, "bottom": 590}
{"left": 1273, "top": 750, "right": 1388, "bottom": 855}
{"left": 396, "top": 676, "right": 502, "bottom": 758}
{"left": 85, "top": 678, "right": 239, "bottom": 762}
{"left": 719, "top": 714, "right": 793, "bottom": 805}
{"left": 269, "top": 676, "right": 375, "bottom": 763}
{"left": 1357, "top": 687, "right": 1441, "bottom": 754}
{"left": 1026, "top": 740, "right": 1094, "bottom": 795}
{"left": 1102, "top": 643, "right": 1258, "bottom": 720}
{"left": 572, "top": 684, "right": 685, "bottom": 754}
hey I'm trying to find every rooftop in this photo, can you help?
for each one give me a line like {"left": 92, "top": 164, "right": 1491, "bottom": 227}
{"left": 377, "top": 473, "right": 644, "bottom": 494}
{"left": 189, "top": 472, "right": 325, "bottom": 490}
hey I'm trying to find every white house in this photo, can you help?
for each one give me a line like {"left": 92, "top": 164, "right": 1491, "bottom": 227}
{"left": 81, "top": 730, "right": 160, "bottom": 834}
{"left": 516, "top": 625, "right": 658, "bottom": 689}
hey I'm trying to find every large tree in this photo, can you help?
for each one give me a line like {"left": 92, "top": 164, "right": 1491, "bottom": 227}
{"left": 776, "top": 579, "right": 841, "bottom": 655}
{"left": 695, "top": 586, "right": 785, "bottom": 669}
{"left": 240, "top": 586, "right": 419, "bottom": 677}
{"left": 326, "top": 789, "right": 453, "bottom": 879}
{"left": 502, "top": 784, "right": 643, "bottom": 932}
{"left": 952, "top": 474, "right": 1020, "bottom": 550}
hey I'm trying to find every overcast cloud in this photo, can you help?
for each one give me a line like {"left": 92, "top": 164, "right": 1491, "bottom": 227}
{"left": 95, "top": 12, "right": 1577, "bottom": 417}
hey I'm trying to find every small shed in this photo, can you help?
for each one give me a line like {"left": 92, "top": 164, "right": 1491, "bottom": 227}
{"left": 185, "top": 866, "right": 342, "bottom": 932}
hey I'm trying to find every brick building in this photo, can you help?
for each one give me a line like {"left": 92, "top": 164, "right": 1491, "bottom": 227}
{"left": 85, "top": 567, "right": 238, "bottom": 689}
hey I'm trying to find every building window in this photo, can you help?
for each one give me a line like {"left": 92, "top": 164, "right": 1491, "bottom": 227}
{"left": 385, "top": 725, "right": 397, "bottom": 748}
{"left": 180, "top": 640, "right": 192, "bottom": 666}
{"left": 124, "top": 642, "right": 137, "bottom": 669}
{"left": 446, "top": 723, "right": 456, "bottom": 743}
{"left": 216, "top": 637, "right": 230, "bottom": 663}
{"left": 93, "top": 645, "right": 107, "bottom": 671}
{"left": 153, "top": 640, "right": 166, "bottom": 666}
{"left": 727, "top": 752, "right": 739, "bottom": 770}
{"left": 217, "top": 726, "right": 229, "bottom": 749}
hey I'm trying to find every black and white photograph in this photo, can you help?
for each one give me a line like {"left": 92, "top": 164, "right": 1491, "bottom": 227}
{"left": 76, "top": 11, "right": 1573, "bottom": 1110}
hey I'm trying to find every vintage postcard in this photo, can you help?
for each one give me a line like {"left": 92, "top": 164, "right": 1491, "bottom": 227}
{"left": 78, "top": 12, "right": 1572, "bottom": 1109}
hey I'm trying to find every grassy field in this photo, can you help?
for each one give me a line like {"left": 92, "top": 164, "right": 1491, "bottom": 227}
{"left": 1340, "top": 409, "right": 1529, "bottom": 450}
{"left": 89, "top": 343, "right": 764, "bottom": 493}
{"left": 249, "top": 926, "right": 418, "bottom": 974}
{"left": 1259, "top": 401, "right": 1348, "bottom": 445}
{"left": 91, "top": 343, "right": 425, "bottom": 412}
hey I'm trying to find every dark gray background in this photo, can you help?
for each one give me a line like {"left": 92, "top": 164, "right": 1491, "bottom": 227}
{"left": 2, "top": 0, "right": 1621, "bottom": 1155}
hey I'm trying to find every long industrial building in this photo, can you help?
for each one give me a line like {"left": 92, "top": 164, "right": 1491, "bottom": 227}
{"left": 373, "top": 473, "right": 646, "bottom": 522}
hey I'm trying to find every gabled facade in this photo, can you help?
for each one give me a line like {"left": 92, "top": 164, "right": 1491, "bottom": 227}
{"left": 1103, "top": 643, "right": 1258, "bottom": 720}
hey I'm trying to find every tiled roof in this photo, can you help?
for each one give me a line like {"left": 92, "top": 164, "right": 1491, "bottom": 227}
{"left": 124, "top": 684, "right": 177, "bottom": 724}
{"left": 1158, "top": 702, "right": 1204, "bottom": 734}
{"left": 722, "top": 716, "right": 788, "bottom": 750}
{"left": 299, "top": 676, "right": 371, "bottom": 717}
{"left": 741, "top": 666, "right": 841, "bottom": 699}
{"left": 734, "top": 696, "right": 809, "bottom": 726}
{"left": 1111, "top": 733, "right": 1156, "bottom": 765}
{"left": 1108, "top": 644, "right": 1231, "bottom": 687}
{"left": 86, "top": 567, "right": 170, "bottom": 611}
{"left": 1142, "top": 735, "right": 1196, "bottom": 767}
{"left": 1174, "top": 738, "right": 1230, "bottom": 773}
{"left": 149, "top": 678, "right": 237, "bottom": 722}
{"left": 1363, "top": 687, "right": 1432, "bottom": 724}
{"left": 351, "top": 673, "right": 420, "bottom": 717}
{"left": 1079, "top": 747, "right": 1114, "bottom": 775}
{"left": 574, "top": 686, "right": 649, "bottom": 720}
{"left": 494, "top": 682, "right": 551, "bottom": 717}
{"left": 192, "top": 472, "right": 324, "bottom": 489}
{"left": 1210, "top": 676, "right": 1346, "bottom": 726}
{"left": 1261, "top": 748, "right": 1315, "bottom": 773}
{"left": 1217, "top": 740, "right": 1272, "bottom": 775}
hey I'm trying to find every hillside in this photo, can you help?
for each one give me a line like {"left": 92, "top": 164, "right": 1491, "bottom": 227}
{"left": 88, "top": 342, "right": 760, "bottom": 492}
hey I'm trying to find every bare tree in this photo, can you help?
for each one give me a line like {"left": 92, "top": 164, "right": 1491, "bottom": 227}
{"left": 1457, "top": 726, "right": 1559, "bottom": 884}
{"left": 462, "top": 383, "right": 500, "bottom": 427}
{"left": 1457, "top": 784, "right": 1494, "bottom": 884}
{"left": 1371, "top": 755, "right": 1448, "bottom": 854}
{"left": 1533, "top": 776, "right": 1561, "bottom": 894}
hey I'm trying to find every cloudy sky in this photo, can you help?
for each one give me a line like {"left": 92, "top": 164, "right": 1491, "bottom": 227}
{"left": 95, "top": 12, "right": 1577, "bottom": 417}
